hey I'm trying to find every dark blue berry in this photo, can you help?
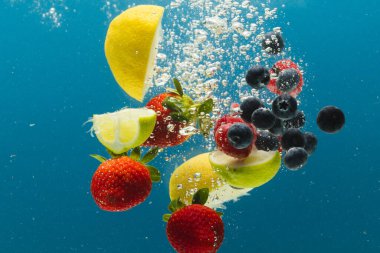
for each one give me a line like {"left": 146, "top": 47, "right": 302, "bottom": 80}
{"left": 255, "top": 131, "right": 280, "bottom": 151}
{"left": 281, "top": 128, "right": 305, "bottom": 150}
{"left": 284, "top": 147, "right": 308, "bottom": 170}
{"left": 276, "top": 68, "right": 300, "bottom": 93}
{"left": 227, "top": 123, "right": 253, "bottom": 149}
{"left": 269, "top": 117, "right": 284, "bottom": 136}
{"left": 240, "top": 97, "right": 264, "bottom": 122}
{"left": 245, "top": 66, "right": 270, "bottom": 89}
{"left": 251, "top": 108, "right": 276, "bottom": 130}
{"left": 304, "top": 132, "right": 318, "bottom": 154}
{"left": 283, "top": 111, "right": 305, "bottom": 129}
{"left": 261, "top": 32, "right": 285, "bottom": 54}
{"left": 317, "top": 106, "right": 345, "bottom": 133}
{"left": 272, "top": 94, "right": 298, "bottom": 120}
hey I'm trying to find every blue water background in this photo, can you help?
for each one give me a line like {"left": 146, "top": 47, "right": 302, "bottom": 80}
{"left": 1, "top": 0, "right": 379, "bottom": 252}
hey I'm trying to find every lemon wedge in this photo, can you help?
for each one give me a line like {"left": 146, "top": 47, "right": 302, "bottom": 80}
{"left": 169, "top": 153, "right": 253, "bottom": 209}
{"left": 91, "top": 108, "right": 156, "bottom": 154}
{"left": 105, "top": 5, "right": 164, "bottom": 102}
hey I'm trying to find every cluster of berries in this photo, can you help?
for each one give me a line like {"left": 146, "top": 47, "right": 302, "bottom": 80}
{"left": 213, "top": 32, "right": 345, "bottom": 171}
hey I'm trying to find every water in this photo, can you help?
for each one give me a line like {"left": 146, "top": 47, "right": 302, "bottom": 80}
{"left": 1, "top": 0, "right": 380, "bottom": 252}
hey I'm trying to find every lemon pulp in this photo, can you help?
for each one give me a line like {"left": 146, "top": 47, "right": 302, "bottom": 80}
{"left": 105, "top": 5, "right": 164, "bottom": 102}
{"left": 91, "top": 108, "right": 156, "bottom": 154}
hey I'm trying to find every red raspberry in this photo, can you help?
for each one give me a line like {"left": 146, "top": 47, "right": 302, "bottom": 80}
{"left": 215, "top": 123, "right": 254, "bottom": 159}
{"left": 267, "top": 59, "right": 304, "bottom": 96}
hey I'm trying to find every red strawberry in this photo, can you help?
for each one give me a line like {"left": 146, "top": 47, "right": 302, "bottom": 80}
{"left": 267, "top": 59, "right": 304, "bottom": 97}
{"left": 144, "top": 79, "right": 214, "bottom": 147}
{"left": 215, "top": 123, "right": 255, "bottom": 159}
{"left": 91, "top": 156, "right": 152, "bottom": 212}
{"left": 166, "top": 204, "right": 224, "bottom": 253}
{"left": 144, "top": 92, "right": 189, "bottom": 147}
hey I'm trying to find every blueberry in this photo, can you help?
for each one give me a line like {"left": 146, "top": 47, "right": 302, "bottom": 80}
{"left": 284, "top": 147, "right": 308, "bottom": 170}
{"left": 276, "top": 68, "right": 300, "bottom": 93}
{"left": 317, "top": 106, "right": 345, "bottom": 133}
{"left": 283, "top": 111, "right": 305, "bottom": 129}
{"left": 304, "top": 132, "right": 318, "bottom": 154}
{"left": 251, "top": 108, "right": 276, "bottom": 130}
{"left": 261, "top": 32, "right": 285, "bottom": 54}
{"left": 245, "top": 66, "right": 270, "bottom": 89}
{"left": 272, "top": 94, "right": 298, "bottom": 120}
{"left": 255, "top": 131, "right": 279, "bottom": 151}
{"left": 227, "top": 123, "right": 253, "bottom": 149}
{"left": 240, "top": 97, "right": 264, "bottom": 122}
{"left": 269, "top": 117, "right": 284, "bottom": 136}
{"left": 281, "top": 128, "right": 305, "bottom": 150}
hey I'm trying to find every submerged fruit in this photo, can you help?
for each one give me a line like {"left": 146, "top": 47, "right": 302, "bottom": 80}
{"left": 283, "top": 147, "right": 308, "bottom": 170}
{"left": 91, "top": 156, "right": 152, "bottom": 211}
{"left": 105, "top": 5, "right": 164, "bottom": 102}
{"left": 317, "top": 106, "right": 345, "bottom": 133}
{"left": 91, "top": 108, "right": 156, "bottom": 154}
{"left": 245, "top": 65, "right": 270, "bottom": 89}
{"left": 227, "top": 123, "right": 254, "bottom": 149}
{"left": 251, "top": 108, "right": 276, "bottom": 130}
{"left": 272, "top": 94, "right": 298, "bottom": 120}
{"left": 169, "top": 153, "right": 252, "bottom": 208}
{"left": 166, "top": 204, "right": 224, "bottom": 253}
{"left": 209, "top": 149, "right": 281, "bottom": 188}
{"left": 240, "top": 96, "right": 264, "bottom": 123}
{"left": 261, "top": 32, "right": 285, "bottom": 54}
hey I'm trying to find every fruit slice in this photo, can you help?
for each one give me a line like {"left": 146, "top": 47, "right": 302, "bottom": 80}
{"left": 169, "top": 153, "right": 252, "bottom": 208}
{"left": 209, "top": 149, "right": 281, "bottom": 188}
{"left": 91, "top": 108, "right": 156, "bottom": 154}
{"left": 105, "top": 5, "right": 164, "bottom": 102}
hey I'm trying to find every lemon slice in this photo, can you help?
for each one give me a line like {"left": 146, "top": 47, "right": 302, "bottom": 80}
{"left": 209, "top": 149, "right": 281, "bottom": 189}
{"left": 105, "top": 5, "right": 164, "bottom": 102}
{"left": 91, "top": 108, "right": 156, "bottom": 154}
{"left": 169, "top": 153, "right": 253, "bottom": 209}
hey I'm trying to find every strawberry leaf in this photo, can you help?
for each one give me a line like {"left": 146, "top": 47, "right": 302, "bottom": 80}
{"left": 162, "top": 97, "right": 182, "bottom": 112}
{"left": 192, "top": 188, "right": 209, "bottom": 205}
{"left": 168, "top": 198, "right": 185, "bottom": 212}
{"left": 173, "top": 78, "right": 184, "bottom": 97}
{"left": 216, "top": 211, "right": 223, "bottom": 217}
{"left": 162, "top": 214, "right": 171, "bottom": 222}
{"left": 147, "top": 165, "right": 161, "bottom": 182}
{"left": 170, "top": 112, "right": 188, "bottom": 122}
{"left": 130, "top": 147, "right": 141, "bottom": 161}
{"left": 198, "top": 98, "right": 214, "bottom": 115}
{"left": 90, "top": 154, "right": 107, "bottom": 163}
{"left": 140, "top": 147, "right": 159, "bottom": 164}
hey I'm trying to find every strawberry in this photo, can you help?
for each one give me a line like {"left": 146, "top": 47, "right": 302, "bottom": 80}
{"left": 143, "top": 78, "right": 214, "bottom": 147}
{"left": 163, "top": 189, "right": 224, "bottom": 253}
{"left": 90, "top": 148, "right": 160, "bottom": 212}
{"left": 215, "top": 122, "right": 256, "bottom": 159}
{"left": 144, "top": 92, "right": 189, "bottom": 147}
{"left": 267, "top": 59, "right": 304, "bottom": 97}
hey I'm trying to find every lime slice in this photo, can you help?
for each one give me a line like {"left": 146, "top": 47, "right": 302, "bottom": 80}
{"left": 209, "top": 149, "right": 281, "bottom": 188}
{"left": 105, "top": 5, "right": 164, "bottom": 102}
{"left": 91, "top": 108, "right": 156, "bottom": 154}
{"left": 169, "top": 153, "right": 253, "bottom": 209}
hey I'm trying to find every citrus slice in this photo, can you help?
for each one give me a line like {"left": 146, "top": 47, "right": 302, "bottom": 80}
{"left": 91, "top": 108, "right": 156, "bottom": 154}
{"left": 209, "top": 149, "right": 281, "bottom": 188}
{"left": 169, "top": 153, "right": 253, "bottom": 209}
{"left": 105, "top": 5, "right": 164, "bottom": 102}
